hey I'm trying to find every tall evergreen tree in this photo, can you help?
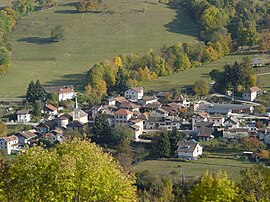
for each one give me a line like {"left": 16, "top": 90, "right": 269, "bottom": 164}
{"left": 168, "top": 128, "right": 185, "bottom": 155}
{"left": 32, "top": 101, "right": 42, "bottom": 118}
{"left": 157, "top": 131, "right": 171, "bottom": 157}
{"left": 35, "top": 80, "right": 45, "bottom": 101}
{"left": 26, "top": 81, "right": 36, "bottom": 103}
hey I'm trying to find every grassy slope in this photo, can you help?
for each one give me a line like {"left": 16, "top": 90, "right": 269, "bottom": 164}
{"left": 142, "top": 52, "right": 258, "bottom": 92}
{"left": 132, "top": 158, "right": 254, "bottom": 181}
{"left": 0, "top": 0, "right": 199, "bottom": 97}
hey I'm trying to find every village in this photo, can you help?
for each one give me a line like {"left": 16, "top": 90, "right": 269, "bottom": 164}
{"left": 0, "top": 83, "right": 268, "bottom": 161}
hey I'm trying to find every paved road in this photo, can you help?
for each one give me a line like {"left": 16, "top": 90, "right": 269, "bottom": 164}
{"left": 257, "top": 72, "right": 270, "bottom": 76}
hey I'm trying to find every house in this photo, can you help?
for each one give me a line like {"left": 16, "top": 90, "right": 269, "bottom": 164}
{"left": 44, "top": 85, "right": 75, "bottom": 101}
{"left": 224, "top": 116, "right": 240, "bottom": 129}
{"left": 192, "top": 112, "right": 208, "bottom": 130}
{"left": 242, "top": 86, "right": 261, "bottom": 102}
{"left": 149, "top": 108, "right": 169, "bottom": 118}
{"left": 207, "top": 116, "right": 225, "bottom": 127}
{"left": 119, "top": 101, "right": 140, "bottom": 112}
{"left": 143, "top": 101, "right": 162, "bottom": 112}
{"left": 176, "top": 141, "right": 203, "bottom": 160}
{"left": 57, "top": 115, "right": 69, "bottom": 128}
{"left": 0, "top": 135, "right": 19, "bottom": 155}
{"left": 129, "top": 119, "right": 144, "bottom": 140}
{"left": 43, "top": 128, "right": 64, "bottom": 143}
{"left": 198, "top": 126, "right": 214, "bottom": 141}
{"left": 66, "top": 121, "right": 84, "bottom": 133}
{"left": 173, "top": 95, "right": 190, "bottom": 108}
{"left": 207, "top": 107, "right": 232, "bottom": 117}
{"left": 107, "top": 96, "right": 127, "bottom": 106}
{"left": 44, "top": 104, "right": 58, "bottom": 115}
{"left": 138, "top": 96, "right": 158, "bottom": 106}
{"left": 114, "top": 109, "right": 133, "bottom": 127}
{"left": 37, "top": 120, "right": 57, "bottom": 134}
{"left": 17, "top": 109, "right": 31, "bottom": 123}
{"left": 14, "top": 130, "right": 38, "bottom": 146}
{"left": 252, "top": 57, "right": 264, "bottom": 67}
{"left": 124, "top": 87, "right": 144, "bottom": 101}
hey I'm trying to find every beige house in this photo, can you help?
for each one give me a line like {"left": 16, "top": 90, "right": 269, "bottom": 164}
{"left": 0, "top": 135, "right": 19, "bottom": 155}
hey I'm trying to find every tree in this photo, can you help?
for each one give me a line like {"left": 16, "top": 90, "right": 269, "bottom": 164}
{"left": 26, "top": 80, "right": 36, "bottom": 103}
{"left": 92, "top": 112, "right": 112, "bottom": 142}
{"left": 258, "top": 30, "right": 270, "bottom": 53}
{"left": 35, "top": 80, "right": 45, "bottom": 101}
{"left": 254, "top": 105, "right": 266, "bottom": 115}
{"left": 116, "top": 138, "right": 132, "bottom": 171}
{"left": 156, "top": 132, "right": 170, "bottom": 157}
{"left": 193, "top": 79, "right": 210, "bottom": 96}
{"left": 12, "top": 0, "right": 35, "bottom": 16}
{"left": 168, "top": 128, "right": 185, "bottom": 155}
{"left": 0, "top": 46, "right": 10, "bottom": 75}
{"left": 112, "top": 126, "right": 133, "bottom": 144}
{"left": 0, "top": 139, "right": 137, "bottom": 201}
{"left": 0, "top": 122, "right": 8, "bottom": 137}
{"left": 32, "top": 101, "right": 42, "bottom": 118}
{"left": 239, "top": 165, "right": 270, "bottom": 201}
{"left": 51, "top": 25, "right": 65, "bottom": 42}
{"left": 187, "top": 171, "right": 239, "bottom": 202}
{"left": 241, "top": 137, "right": 261, "bottom": 151}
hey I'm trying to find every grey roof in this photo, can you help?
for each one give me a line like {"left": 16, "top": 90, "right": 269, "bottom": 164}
{"left": 146, "top": 117, "right": 164, "bottom": 122}
{"left": 17, "top": 109, "right": 31, "bottom": 115}
{"left": 207, "top": 107, "right": 231, "bottom": 114}
{"left": 67, "top": 121, "right": 83, "bottom": 128}
{"left": 44, "top": 85, "right": 74, "bottom": 94}
{"left": 176, "top": 142, "right": 200, "bottom": 153}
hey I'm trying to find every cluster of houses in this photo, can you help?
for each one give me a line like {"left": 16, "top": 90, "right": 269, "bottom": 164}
{"left": 1, "top": 84, "right": 269, "bottom": 160}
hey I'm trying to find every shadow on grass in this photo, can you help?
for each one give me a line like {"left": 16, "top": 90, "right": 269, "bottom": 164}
{"left": 164, "top": 8, "right": 200, "bottom": 38}
{"left": 54, "top": 9, "right": 78, "bottom": 14}
{"left": 18, "top": 37, "right": 54, "bottom": 44}
{"left": 55, "top": 9, "right": 102, "bottom": 14}
{"left": 44, "top": 72, "right": 87, "bottom": 92}
{"left": 64, "top": 2, "right": 78, "bottom": 7}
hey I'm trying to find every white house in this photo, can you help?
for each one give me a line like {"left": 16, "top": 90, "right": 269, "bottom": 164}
{"left": 242, "top": 86, "right": 261, "bottom": 102}
{"left": 44, "top": 85, "right": 75, "bottom": 101}
{"left": 0, "top": 135, "right": 19, "bottom": 155}
{"left": 124, "top": 87, "right": 144, "bottom": 101}
{"left": 44, "top": 104, "right": 58, "bottom": 115}
{"left": 17, "top": 109, "right": 31, "bottom": 123}
{"left": 176, "top": 141, "right": 203, "bottom": 160}
{"left": 130, "top": 119, "right": 144, "bottom": 140}
{"left": 14, "top": 130, "right": 37, "bottom": 146}
{"left": 207, "top": 116, "right": 225, "bottom": 127}
{"left": 114, "top": 109, "right": 133, "bottom": 127}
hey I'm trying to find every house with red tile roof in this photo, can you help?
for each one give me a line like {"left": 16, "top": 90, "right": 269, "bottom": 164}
{"left": 44, "top": 85, "right": 75, "bottom": 101}
{"left": 114, "top": 109, "right": 133, "bottom": 127}
{"left": 0, "top": 135, "right": 19, "bottom": 155}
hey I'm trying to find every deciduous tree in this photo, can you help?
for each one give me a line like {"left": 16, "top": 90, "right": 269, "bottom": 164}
{"left": 51, "top": 24, "right": 65, "bottom": 42}
{"left": 0, "top": 122, "right": 8, "bottom": 137}
{"left": 187, "top": 171, "right": 239, "bottom": 202}
{"left": 193, "top": 79, "right": 210, "bottom": 96}
{"left": 0, "top": 139, "right": 137, "bottom": 201}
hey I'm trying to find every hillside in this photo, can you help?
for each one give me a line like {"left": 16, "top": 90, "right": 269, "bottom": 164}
{"left": 0, "top": 0, "right": 199, "bottom": 97}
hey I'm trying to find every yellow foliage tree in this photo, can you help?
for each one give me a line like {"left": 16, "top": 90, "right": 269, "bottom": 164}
{"left": 114, "top": 56, "right": 123, "bottom": 67}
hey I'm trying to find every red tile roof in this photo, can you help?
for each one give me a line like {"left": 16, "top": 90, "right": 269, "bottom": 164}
{"left": 1, "top": 135, "right": 18, "bottom": 142}
{"left": 115, "top": 109, "right": 133, "bottom": 116}
{"left": 46, "top": 104, "right": 57, "bottom": 111}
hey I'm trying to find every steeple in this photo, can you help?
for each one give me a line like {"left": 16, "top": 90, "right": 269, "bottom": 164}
{"left": 75, "top": 94, "right": 78, "bottom": 109}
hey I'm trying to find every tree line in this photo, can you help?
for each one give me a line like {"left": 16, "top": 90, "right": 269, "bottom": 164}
{"left": 210, "top": 57, "right": 257, "bottom": 94}
{"left": 170, "top": 0, "right": 270, "bottom": 51}
{"left": 85, "top": 40, "right": 230, "bottom": 103}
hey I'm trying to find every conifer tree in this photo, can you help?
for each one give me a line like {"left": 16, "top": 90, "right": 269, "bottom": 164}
{"left": 157, "top": 131, "right": 170, "bottom": 157}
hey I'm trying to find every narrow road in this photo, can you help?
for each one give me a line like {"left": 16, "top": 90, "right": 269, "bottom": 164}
{"left": 256, "top": 72, "right": 270, "bottom": 76}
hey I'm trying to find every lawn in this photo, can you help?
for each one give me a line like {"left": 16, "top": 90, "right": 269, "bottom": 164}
{"left": 0, "top": 0, "right": 199, "bottom": 98}
{"left": 142, "top": 52, "right": 258, "bottom": 92}
{"left": 132, "top": 157, "right": 254, "bottom": 181}
{"left": 0, "top": 0, "right": 11, "bottom": 7}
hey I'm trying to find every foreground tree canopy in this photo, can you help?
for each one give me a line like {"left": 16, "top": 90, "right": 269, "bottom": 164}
{"left": 0, "top": 140, "right": 137, "bottom": 202}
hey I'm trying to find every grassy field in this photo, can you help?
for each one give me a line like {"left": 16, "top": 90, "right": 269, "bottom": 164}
{"left": 132, "top": 157, "right": 254, "bottom": 181}
{"left": 142, "top": 52, "right": 258, "bottom": 92}
{"left": 0, "top": 0, "right": 199, "bottom": 97}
